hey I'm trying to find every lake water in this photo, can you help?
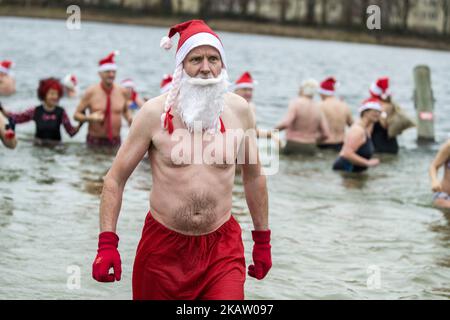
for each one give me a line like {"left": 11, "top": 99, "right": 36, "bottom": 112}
{"left": 0, "top": 17, "right": 449, "bottom": 300}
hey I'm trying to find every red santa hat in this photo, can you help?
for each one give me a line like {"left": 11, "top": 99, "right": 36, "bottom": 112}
{"left": 319, "top": 77, "right": 337, "bottom": 96}
{"left": 370, "top": 77, "right": 390, "bottom": 99}
{"left": 62, "top": 74, "right": 78, "bottom": 90}
{"left": 121, "top": 78, "right": 135, "bottom": 89}
{"left": 0, "top": 60, "right": 14, "bottom": 75}
{"left": 358, "top": 97, "right": 382, "bottom": 114}
{"left": 160, "top": 19, "right": 227, "bottom": 68}
{"left": 98, "top": 51, "right": 119, "bottom": 72}
{"left": 234, "top": 72, "right": 255, "bottom": 90}
{"left": 160, "top": 74, "right": 173, "bottom": 94}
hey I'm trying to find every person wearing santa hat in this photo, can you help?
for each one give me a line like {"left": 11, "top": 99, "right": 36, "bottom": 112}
{"left": 233, "top": 72, "right": 256, "bottom": 113}
{"left": 317, "top": 77, "right": 353, "bottom": 152}
{"left": 275, "top": 79, "right": 330, "bottom": 156}
{"left": 0, "top": 103, "right": 17, "bottom": 149}
{"left": 160, "top": 74, "right": 173, "bottom": 94}
{"left": 429, "top": 140, "right": 450, "bottom": 210}
{"left": 232, "top": 71, "right": 276, "bottom": 145}
{"left": 333, "top": 97, "right": 381, "bottom": 173}
{"left": 62, "top": 74, "right": 78, "bottom": 98}
{"left": 3, "top": 78, "right": 82, "bottom": 146}
{"left": 0, "top": 60, "right": 16, "bottom": 96}
{"left": 369, "top": 77, "right": 399, "bottom": 154}
{"left": 74, "top": 51, "right": 133, "bottom": 148}
{"left": 91, "top": 20, "right": 271, "bottom": 300}
{"left": 121, "top": 78, "right": 145, "bottom": 111}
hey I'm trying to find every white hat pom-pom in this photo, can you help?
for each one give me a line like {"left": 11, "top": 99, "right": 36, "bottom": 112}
{"left": 160, "top": 36, "right": 173, "bottom": 50}
{"left": 114, "top": 50, "right": 120, "bottom": 56}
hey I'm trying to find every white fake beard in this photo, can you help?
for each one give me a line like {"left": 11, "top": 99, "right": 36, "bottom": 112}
{"left": 177, "top": 69, "right": 229, "bottom": 133}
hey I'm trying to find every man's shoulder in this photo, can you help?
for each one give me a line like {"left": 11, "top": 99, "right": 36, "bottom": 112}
{"left": 139, "top": 94, "right": 166, "bottom": 117}
{"left": 225, "top": 92, "right": 250, "bottom": 117}
{"left": 84, "top": 84, "right": 99, "bottom": 96}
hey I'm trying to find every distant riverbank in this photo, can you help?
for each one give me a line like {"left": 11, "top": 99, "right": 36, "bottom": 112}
{"left": 1, "top": 5, "right": 450, "bottom": 51}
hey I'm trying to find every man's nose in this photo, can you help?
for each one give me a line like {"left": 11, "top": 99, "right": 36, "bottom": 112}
{"left": 199, "top": 57, "right": 211, "bottom": 74}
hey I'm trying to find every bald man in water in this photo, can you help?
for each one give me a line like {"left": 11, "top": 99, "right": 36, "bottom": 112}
{"left": 74, "top": 52, "right": 132, "bottom": 148}
{"left": 92, "top": 20, "right": 271, "bottom": 300}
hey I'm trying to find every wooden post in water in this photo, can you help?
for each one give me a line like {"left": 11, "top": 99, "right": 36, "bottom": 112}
{"left": 414, "top": 65, "right": 435, "bottom": 143}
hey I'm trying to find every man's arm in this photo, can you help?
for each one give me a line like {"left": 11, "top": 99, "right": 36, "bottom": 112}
{"left": 346, "top": 105, "right": 354, "bottom": 127}
{"left": 122, "top": 101, "right": 133, "bottom": 127}
{"left": 99, "top": 100, "right": 157, "bottom": 232}
{"left": 74, "top": 87, "right": 103, "bottom": 124}
{"left": 240, "top": 103, "right": 269, "bottom": 231}
{"left": 430, "top": 141, "right": 450, "bottom": 193}
{"left": 275, "top": 100, "right": 296, "bottom": 132}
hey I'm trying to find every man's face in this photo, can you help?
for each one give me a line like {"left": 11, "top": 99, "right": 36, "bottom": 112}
{"left": 235, "top": 88, "right": 253, "bottom": 103}
{"left": 99, "top": 70, "right": 116, "bottom": 86}
{"left": 183, "top": 45, "right": 223, "bottom": 79}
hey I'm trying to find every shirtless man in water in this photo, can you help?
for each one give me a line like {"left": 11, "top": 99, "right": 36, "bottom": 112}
{"left": 92, "top": 20, "right": 271, "bottom": 300}
{"left": 74, "top": 52, "right": 132, "bottom": 147}
{"left": 430, "top": 140, "right": 450, "bottom": 210}
{"left": 317, "top": 77, "right": 353, "bottom": 152}
{"left": 275, "top": 79, "right": 330, "bottom": 156}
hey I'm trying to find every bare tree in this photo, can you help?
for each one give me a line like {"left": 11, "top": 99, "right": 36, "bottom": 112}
{"left": 199, "top": 0, "right": 213, "bottom": 19}
{"left": 279, "top": 0, "right": 289, "bottom": 23}
{"left": 340, "top": 0, "right": 355, "bottom": 27}
{"left": 160, "top": 0, "right": 173, "bottom": 15}
{"left": 306, "top": 0, "right": 316, "bottom": 25}
{"left": 238, "top": 0, "right": 250, "bottom": 16}
{"left": 321, "top": 0, "right": 327, "bottom": 25}
{"left": 401, "top": 0, "right": 412, "bottom": 30}
{"left": 443, "top": 0, "right": 450, "bottom": 35}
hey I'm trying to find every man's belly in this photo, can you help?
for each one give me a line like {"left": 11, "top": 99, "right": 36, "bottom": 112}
{"left": 149, "top": 189, "right": 233, "bottom": 236}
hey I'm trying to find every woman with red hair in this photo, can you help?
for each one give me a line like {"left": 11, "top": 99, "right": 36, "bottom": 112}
{"left": 5, "top": 78, "right": 82, "bottom": 145}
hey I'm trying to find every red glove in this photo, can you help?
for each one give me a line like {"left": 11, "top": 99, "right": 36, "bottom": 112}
{"left": 92, "top": 232, "right": 122, "bottom": 282}
{"left": 248, "top": 230, "right": 272, "bottom": 280}
{"left": 4, "top": 129, "right": 15, "bottom": 140}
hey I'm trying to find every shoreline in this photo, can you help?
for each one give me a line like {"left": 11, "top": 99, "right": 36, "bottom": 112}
{"left": 1, "top": 5, "right": 450, "bottom": 52}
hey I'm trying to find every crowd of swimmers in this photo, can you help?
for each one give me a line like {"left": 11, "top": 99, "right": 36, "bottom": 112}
{"left": 0, "top": 52, "right": 448, "bottom": 210}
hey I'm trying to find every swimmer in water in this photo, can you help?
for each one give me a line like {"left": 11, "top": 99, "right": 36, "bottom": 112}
{"left": 275, "top": 79, "right": 330, "bottom": 156}
{"left": 4, "top": 78, "right": 82, "bottom": 146}
{"left": 317, "top": 77, "right": 353, "bottom": 152}
{"left": 333, "top": 97, "right": 381, "bottom": 173}
{"left": 62, "top": 74, "right": 79, "bottom": 98}
{"left": 121, "top": 78, "right": 145, "bottom": 111}
{"left": 74, "top": 51, "right": 132, "bottom": 148}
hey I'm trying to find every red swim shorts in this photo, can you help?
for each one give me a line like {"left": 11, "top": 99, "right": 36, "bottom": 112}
{"left": 132, "top": 211, "right": 246, "bottom": 300}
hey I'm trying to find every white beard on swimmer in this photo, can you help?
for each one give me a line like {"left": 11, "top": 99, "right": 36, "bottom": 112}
{"left": 176, "top": 69, "right": 229, "bottom": 134}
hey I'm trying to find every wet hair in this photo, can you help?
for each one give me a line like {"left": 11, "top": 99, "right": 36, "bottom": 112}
{"left": 37, "top": 78, "right": 63, "bottom": 101}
